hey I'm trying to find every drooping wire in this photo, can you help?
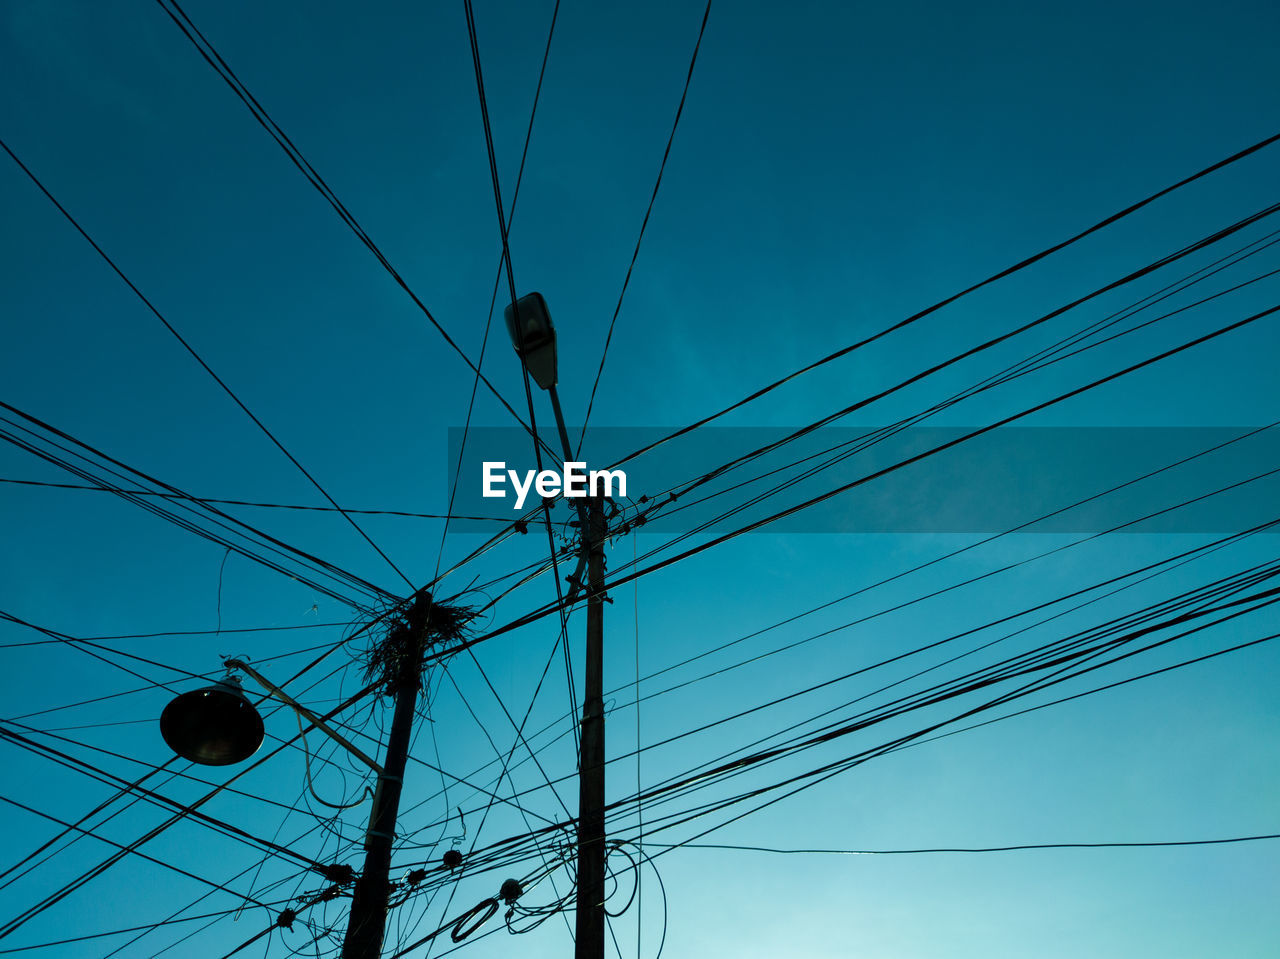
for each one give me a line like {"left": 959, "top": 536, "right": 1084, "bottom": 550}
{"left": 645, "top": 834, "right": 1280, "bottom": 856}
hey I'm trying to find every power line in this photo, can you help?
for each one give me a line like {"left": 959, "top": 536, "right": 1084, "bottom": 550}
{"left": 152, "top": 0, "right": 560, "bottom": 468}
{"left": 422, "top": 295, "right": 1280, "bottom": 663}
{"left": 404, "top": 541, "right": 1280, "bottom": 858}
{"left": 0, "top": 793, "right": 278, "bottom": 911}
{"left": 646, "top": 834, "right": 1280, "bottom": 855}
{"left": 607, "top": 449, "right": 1280, "bottom": 716}
{"left": 0, "top": 402, "right": 389, "bottom": 608}
{"left": 591, "top": 129, "right": 1280, "bottom": 476}
{"left": 583, "top": 299, "right": 1280, "bottom": 608}
{"left": 0, "top": 619, "right": 351, "bottom": 651}
{"left": 0, "top": 898, "right": 297, "bottom": 955}
{"left": 0, "top": 136, "right": 416, "bottom": 594}
{"left": 0, "top": 644, "right": 385, "bottom": 941}
{"left": 440, "top": 0, "right": 583, "bottom": 799}
{"left": 0, "top": 477, "right": 510, "bottom": 521}
{"left": 636, "top": 624, "right": 1280, "bottom": 864}
{"left": 611, "top": 199, "right": 1280, "bottom": 559}
{"left": 636, "top": 232, "right": 1280, "bottom": 538}
{"left": 0, "top": 724, "right": 334, "bottom": 878}
{"left": 628, "top": 597, "right": 1280, "bottom": 847}
{"left": 435, "top": 0, "right": 562, "bottom": 570}
{"left": 577, "top": 0, "right": 713, "bottom": 454}
{"left": 380, "top": 447, "right": 1280, "bottom": 844}
{"left": 630, "top": 569, "right": 1280, "bottom": 811}
{"left": 447, "top": 612, "right": 1280, "bottom": 877}
{"left": 462, "top": 0, "right": 585, "bottom": 782}
{"left": 406, "top": 557, "right": 1280, "bottom": 853}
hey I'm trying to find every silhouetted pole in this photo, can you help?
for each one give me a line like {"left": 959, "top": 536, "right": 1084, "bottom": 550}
{"left": 504, "top": 294, "right": 607, "bottom": 958}
{"left": 342, "top": 596, "right": 428, "bottom": 959}
{"left": 575, "top": 495, "right": 606, "bottom": 959}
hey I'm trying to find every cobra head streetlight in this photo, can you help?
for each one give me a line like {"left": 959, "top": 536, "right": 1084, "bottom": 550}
{"left": 504, "top": 291, "right": 557, "bottom": 391}
{"left": 504, "top": 291, "right": 584, "bottom": 476}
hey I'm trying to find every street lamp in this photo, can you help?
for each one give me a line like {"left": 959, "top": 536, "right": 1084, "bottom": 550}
{"left": 158, "top": 592, "right": 483, "bottom": 959}
{"left": 504, "top": 291, "right": 581, "bottom": 476}
{"left": 504, "top": 291, "right": 557, "bottom": 390}
{"left": 159, "top": 659, "right": 382, "bottom": 773}
{"left": 160, "top": 674, "right": 264, "bottom": 766}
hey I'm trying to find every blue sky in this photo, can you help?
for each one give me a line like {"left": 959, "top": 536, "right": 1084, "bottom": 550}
{"left": 1, "top": 1, "right": 1278, "bottom": 956}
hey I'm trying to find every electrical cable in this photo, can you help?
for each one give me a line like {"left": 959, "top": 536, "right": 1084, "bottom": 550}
{"left": 604, "top": 200, "right": 1280, "bottom": 570}
{"left": 0, "top": 793, "right": 277, "bottom": 910}
{"left": 603, "top": 468, "right": 1280, "bottom": 732}
{"left": 566, "top": 299, "right": 1280, "bottom": 615}
{"left": 407, "top": 289, "right": 1280, "bottom": 666}
{"left": 577, "top": 0, "right": 713, "bottom": 454}
{"left": 433, "top": 0, "right": 562, "bottom": 579}
{"left": 590, "top": 130, "right": 1280, "bottom": 476}
{"left": 628, "top": 590, "right": 1280, "bottom": 845}
{"left": 0, "top": 724, "right": 333, "bottom": 877}
{"left": 461, "top": 0, "right": 585, "bottom": 783}
{"left": 152, "top": 0, "right": 560, "bottom": 467}
{"left": 0, "top": 658, "right": 383, "bottom": 941}
{"left": 0, "top": 897, "right": 298, "bottom": 955}
{"left": 637, "top": 240, "right": 1280, "bottom": 540}
{"left": 0, "top": 477, "right": 510, "bottom": 521}
{"left": 3, "top": 640, "right": 378, "bottom": 954}
{"left": 407, "top": 545, "right": 1280, "bottom": 855}
{"left": 0, "top": 408, "right": 386, "bottom": 609}
{"left": 646, "top": 834, "right": 1280, "bottom": 855}
{"left": 411, "top": 570, "right": 1280, "bottom": 872}
{"left": 385, "top": 479, "right": 1280, "bottom": 848}
{"left": 638, "top": 619, "right": 1280, "bottom": 862}
{"left": 0, "top": 135, "right": 416, "bottom": 594}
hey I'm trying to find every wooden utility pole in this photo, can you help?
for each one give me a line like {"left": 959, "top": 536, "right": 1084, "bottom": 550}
{"left": 505, "top": 298, "right": 608, "bottom": 959}
{"left": 575, "top": 496, "right": 607, "bottom": 959}
{"left": 342, "top": 594, "right": 429, "bottom": 959}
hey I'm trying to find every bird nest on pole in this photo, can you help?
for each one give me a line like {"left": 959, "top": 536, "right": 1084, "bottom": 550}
{"left": 364, "top": 590, "right": 474, "bottom": 695}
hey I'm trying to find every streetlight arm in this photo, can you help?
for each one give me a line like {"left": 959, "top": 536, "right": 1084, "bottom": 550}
{"left": 548, "top": 384, "right": 594, "bottom": 535}
{"left": 225, "top": 659, "right": 384, "bottom": 775}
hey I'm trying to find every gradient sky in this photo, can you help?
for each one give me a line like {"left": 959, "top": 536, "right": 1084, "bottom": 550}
{"left": 1, "top": 1, "right": 1278, "bottom": 957}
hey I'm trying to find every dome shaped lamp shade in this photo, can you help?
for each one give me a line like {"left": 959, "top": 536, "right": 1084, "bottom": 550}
{"left": 160, "top": 677, "right": 265, "bottom": 766}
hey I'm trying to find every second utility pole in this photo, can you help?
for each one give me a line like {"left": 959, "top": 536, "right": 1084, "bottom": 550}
{"left": 502, "top": 294, "right": 608, "bottom": 959}
{"left": 575, "top": 495, "right": 607, "bottom": 959}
